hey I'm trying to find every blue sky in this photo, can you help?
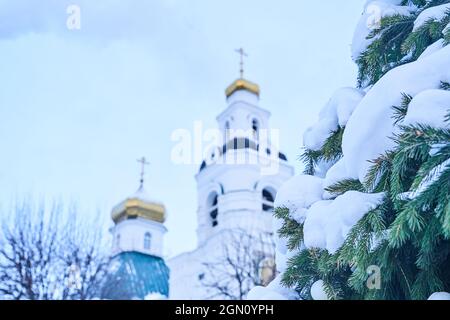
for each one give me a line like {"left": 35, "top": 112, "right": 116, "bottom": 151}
{"left": 0, "top": 0, "right": 365, "bottom": 257}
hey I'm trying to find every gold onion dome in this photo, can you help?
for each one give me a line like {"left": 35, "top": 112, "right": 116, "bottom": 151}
{"left": 111, "top": 187, "right": 166, "bottom": 224}
{"left": 225, "top": 78, "right": 260, "bottom": 98}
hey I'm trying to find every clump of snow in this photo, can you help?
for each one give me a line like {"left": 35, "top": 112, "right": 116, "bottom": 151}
{"left": 144, "top": 292, "right": 167, "bottom": 300}
{"left": 343, "top": 44, "right": 450, "bottom": 182}
{"left": 303, "top": 88, "right": 365, "bottom": 151}
{"left": 313, "top": 159, "right": 336, "bottom": 179}
{"left": 428, "top": 292, "right": 450, "bottom": 300}
{"left": 275, "top": 244, "right": 301, "bottom": 274}
{"left": 352, "top": 1, "right": 416, "bottom": 61}
{"left": 272, "top": 175, "right": 323, "bottom": 261}
{"left": 303, "top": 118, "right": 337, "bottom": 151}
{"left": 419, "top": 39, "right": 445, "bottom": 60}
{"left": 322, "top": 158, "right": 353, "bottom": 200}
{"left": 247, "top": 275, "right": 298, "bottom": 300}
{"left": 274, "top": 175, "right": 324, "bottom": 224}
{"left": 404, "top": 89, "right": 450, "bottom": 129}
{"left": 275, "top": 250, "right": 288, "bottom": 273}
{"left": 335, "top": 88, "right": 367, "bottom": 127}
{"left": 303, "top": 192, "right": 385, "bottom": 254}
{"left": 266, "top": 275, "right": 299, "bottom": 300}
{"left": 246, "top": 286, "right": 286, "bottom": 300}
{"left": 311, "top": 280, "right": 329, "bottom": 300}
{"left": 413, "top": 3, "right": 450, "bottom": 31}
{"left": 302, "top": 200, "right": 333, "bottom": 251}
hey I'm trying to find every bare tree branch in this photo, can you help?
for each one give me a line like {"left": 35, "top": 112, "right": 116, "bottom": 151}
{"left": 0, "top": 200, "right": 110, "bottom": 300}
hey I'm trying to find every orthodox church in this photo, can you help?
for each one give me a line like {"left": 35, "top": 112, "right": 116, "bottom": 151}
{"left": 101, "top": 53, "right": 294, "bottom": 300}
{"left": 102, "top": 159, "right": 170, "bottom": 300}
{"left": 168, "top": 63, "right": 295, "bottom": 299}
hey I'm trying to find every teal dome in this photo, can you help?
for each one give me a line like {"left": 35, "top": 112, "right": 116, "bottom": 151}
{"left": 102, "top": 252, "right": 169, "bottom": 300}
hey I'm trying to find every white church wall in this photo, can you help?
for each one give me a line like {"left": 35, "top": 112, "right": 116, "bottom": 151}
{"left": 112, "top": 218, "right": 167, "bottom": 258}
{"left": 217, "top": 91, "right": 271, "bottom": 139}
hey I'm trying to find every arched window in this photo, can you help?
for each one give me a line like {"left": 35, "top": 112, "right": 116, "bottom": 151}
{"left": 144, "top": 232, "right": 152, "bottom": 250}
{"left": 225, "top": 121, "right": 231, "bottom": 142}
{"left": 262, "top": 188, "right": 275, "bottom": 212}
{"left": 252, "top": 118, "right": 259, "bottom": 140}
{"left": 207, "top": 192, "right": 219, "bottom": 227}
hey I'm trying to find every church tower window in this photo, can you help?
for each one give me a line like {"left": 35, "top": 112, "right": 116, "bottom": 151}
{"left": 252, "top": 119, "right": 259, "bottom": 140}
{"left": 225, "top": 121, "right": 231, "bottom": 142}
{"left": 207, "top": 192, "right": 219, "bottom": 227}
{"left": 262, "top": 189, "right": 275, "bottom": 212}
{"left": 144, "top": 232, "right": 152, "bottom": 250}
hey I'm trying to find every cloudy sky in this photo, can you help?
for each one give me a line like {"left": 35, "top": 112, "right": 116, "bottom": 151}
{"left": 0, "top": 0, "right": 365, "bottom": 257}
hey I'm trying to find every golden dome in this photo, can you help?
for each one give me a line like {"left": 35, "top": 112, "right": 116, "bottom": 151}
{"left": 111, "top": 188, "right": 166, "bottom": 224}
{"left": 225, "top": 78, "right": 260, "bottom": 98}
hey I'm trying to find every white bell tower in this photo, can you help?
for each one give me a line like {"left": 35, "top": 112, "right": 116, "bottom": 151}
{"left": 195, "top": 59, "right": 294, "bottom": 245}
{"left": 168, "top": 51, "right": 295, "bottom": 300}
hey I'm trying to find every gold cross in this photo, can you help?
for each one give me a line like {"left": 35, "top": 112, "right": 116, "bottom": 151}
{"left": 235, "top": 48, "right": 248, "bottom": 78}
{"left": 137, "top": 156, "right": 150, "bottom": 188}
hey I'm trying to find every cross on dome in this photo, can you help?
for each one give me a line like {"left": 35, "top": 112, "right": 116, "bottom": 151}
{"left": 137, "top": 156, "right": 150, "bottom": 189}
{"left": 225, "top": 48, "right": 260, "bottom": 98}
{"left": 235, "top": 47, "right": 248, "bottom": 79}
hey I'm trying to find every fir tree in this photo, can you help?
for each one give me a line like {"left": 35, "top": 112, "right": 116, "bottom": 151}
{"left": 277, "top": 1, "right": 450, "bottom": 300}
